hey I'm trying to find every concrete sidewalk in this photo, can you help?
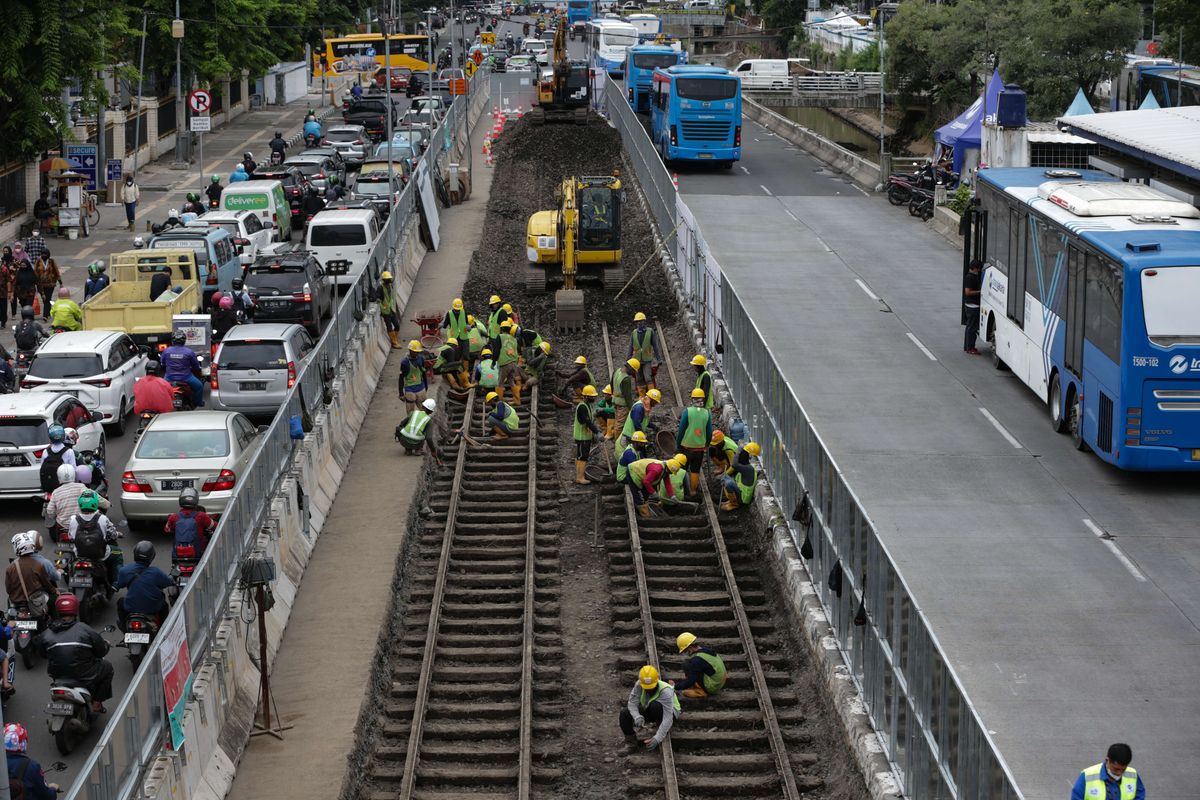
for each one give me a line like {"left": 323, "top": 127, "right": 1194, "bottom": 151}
{"left": 225, "top": 114, "right": 494, "bottom": 800}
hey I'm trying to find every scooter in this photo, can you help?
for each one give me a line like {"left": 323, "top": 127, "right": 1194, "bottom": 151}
{"left": 304, "top": 132, "right": 320, "bottom": 148}
{"left": 122, "top": 612, "right": 160, "bottom": 669}
{"left": 45, "top": 680, "right": 98, "bottom": 755}
{"left": 170, "top": 380, "right": 197, "bottom": 411}
{"left": 7, "top": 602, "right": 46, "bottom": 668}
{"left": 68, "top": 557, "right": 109, "bottom": 625}
{"left": 908, "top": 186, "right": 935, "bottom": 221}
{"left": 171, "top": 544, "right": 201, "bottom": 589}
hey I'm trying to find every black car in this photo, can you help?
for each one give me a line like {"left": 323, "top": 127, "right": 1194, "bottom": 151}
{"left": 247, "top": 166, "right": 309, "bottom": 225}
{"left": 342, "top": 97, "right": 400, "bottom": 141}
{"left": 243, "top": 252, "right": 333, "bottom": 336}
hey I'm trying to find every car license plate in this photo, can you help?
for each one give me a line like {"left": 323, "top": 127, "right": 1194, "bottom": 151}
{"left": 46, "top": 702, "right": 75, "bottom": 715}
{"left": 124, "top": 632, "right": 151, "bottom": 644}
{"left": 160, "top": 478, "right": 194, "bottom": 491}
{"left": 71, "top": 575, "right": 93, "bottom": 588}
{"left": 13, "top": 620, "right": 37, "bottom": 631}
{"left": 239, "top": 382, "right": 268, "bottom": 391}
{"left": 265, "top": 299, "right": 290, "bottom": 308}
{"left": 698, "top": 153, "right": 713, "bottom": 159}
{"left": 0, "top": 454, "right": 25, "bottom": 467}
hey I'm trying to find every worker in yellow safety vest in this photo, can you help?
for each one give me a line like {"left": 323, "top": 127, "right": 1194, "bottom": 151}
{"left": 670, "top": 632, "right": 727, "bottom": 699}
{"left": 1071, "top": 744, "right": 1145, "bottom": 800}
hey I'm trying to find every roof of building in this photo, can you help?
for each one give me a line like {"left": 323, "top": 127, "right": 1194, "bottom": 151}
{"left": 1057, "top": 106, "right": 1200, "bottom": 181}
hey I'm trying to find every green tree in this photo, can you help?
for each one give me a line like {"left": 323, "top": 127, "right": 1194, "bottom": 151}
{"left": 1150, "top": 0, "right": 1200, "bottom": 62}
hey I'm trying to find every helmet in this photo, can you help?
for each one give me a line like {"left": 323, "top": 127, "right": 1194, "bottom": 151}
{"left": 646, "top": 388, "right": 662, "bottom": 404}
{"left": 710, "top": 430, "right": 725, "bottom": 446}
{"left": 485, "top": 391, "right": 499, "bottom": 404}
{"left": 677, "top": 632, "right": 697, "bottom": 652}
{"left": 452, "top": 298, "right": 464, "bottom": 310}
{"left": 145, "top": 360, "right": 160, "bottom": 375}
{"left": 64, "top": 427, "right": 78, "bottom": 445}
{"left": 668, "top": 454, "right": 688, "bottom": 472}
{"left": 57, "top": 463, "right": 77, "bottom": 485}
{"left": 481, "top": 348, "right": 493, "bottom": 357}
{"left": 133, "top": 236, "right": 145, "bottom": 248}
{"left": 743, "top": 442, "right": 762, "bottom": 457}
{"left": 20, "top": 305, "right": 33, "bottom": 320}
{"left": 408, "top": 339, "right": 423, "bottom": 352}
{"left": 690, "top": 354, "right": 707, "bottom": 367}
{"left": 690, "top": 387, "right": 706, "bottom": 400}
{"left": 422, "top": 398, "right": 437, "bottom": 412}
{"left": 539, "top": 341, "right": 551, "bottom": 355}
{"left": 574, "top": 355, "right": 587, "bottom": 365}
{"left": 57, "top": 287, "right": 70, "bottom": 298}
{"left": 638, "top": 665, "right": 659, "bottom": 689}
{"left": 502, "top": 303, "right": 513, "bottom": 314}
{"left": 243, "top": 152, "right": 253, "bottom": 160}
{"left": 445, "top": 337, "right": 459, "bottom": 346}
{"left": 232, "top": 278, "right": 244, "bottom": 290}
{"left": 602, "top": 384, "right": 613, "bottom": 396}
{"left": 581, "top": 385, "right": 598, "bottom": 397}
{"left": 219, "top": 296, "right": 234, "bottom": 310}
{"left": 47, "top": 424, "right": 65, "bottom": 443}
{"left": 96, "top": 259, "right": 105, "bottom": 271}
{"left": 211, "top": 175, "right": 221, "bottom": 183}
{"left": 55, "top": 593, "right": 79, "bottom": 617}
{"left": 179, "top": 487, "right": 200, "bottom": 509}
{"left": 630, "top": 430, "right": 648, "bottom": 444}
{"left": 133, "top": 540, "right": 156, "bottom": 565}
{"left": 77, "top": 490, "right": 100, "bottom": 513}
{"left": 168, "top": 209, "right": 179, "bottom": 218}
{"left": 381, "top": 270, "right": 393, "bottom": 281}
{"left": 467, "top": 315, "right": 475, "bottom": 325}
{"left": 3, "top": 723, "right": 28, "bottom": 753}
{"left": 172, "top": 331, "right": 187, "bottom": 345}
{"left": 626, "top": 358, "right": 641, "bottom": 371}
{"left": 633, "top": 311, "right": 647, "bottom": 322}
{"left": 329, "top": 175, "right": 338, "bottom": 186}
{"left": 75, "top": 464, "right": 92, "bottom": 484}
{"left": 276, "top": 130, "right": 284, "bottom": 137}
{"left": 187, "top": 192, "right": 198, "bottom": 202}
{"left": 489, "top": 294, "right": 502, "bottom": 304}
{"left": 11, "top": 532, "right": 36, "bottom": 557}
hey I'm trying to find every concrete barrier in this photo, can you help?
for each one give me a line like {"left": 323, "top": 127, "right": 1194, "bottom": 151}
{"left": 743, "top": 98, "right": 881, "bottom": 192}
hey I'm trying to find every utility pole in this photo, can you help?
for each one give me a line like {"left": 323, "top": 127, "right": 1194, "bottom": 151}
{"left": 134, "top": 13, "right": 148, "bottom": 175}
{"left": 173, "top": 3, "right": 188, "bottom": 165}
{"left": 878, "top": 11, "right": 885, "bottom": 184}
{"left": 427, "top": 9, "right": 435, "bottom": 98}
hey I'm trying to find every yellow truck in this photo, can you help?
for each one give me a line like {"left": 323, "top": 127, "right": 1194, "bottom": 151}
{"left": 82, "top": 249, "right": 202, "bottom": 349}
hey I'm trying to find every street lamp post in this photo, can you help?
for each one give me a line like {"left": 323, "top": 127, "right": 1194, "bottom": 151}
{"left": 427, "top": 9, "right": 435, "bottom": 98}
{"left": 173, "top": 4, "right": 187, "bottom": 165}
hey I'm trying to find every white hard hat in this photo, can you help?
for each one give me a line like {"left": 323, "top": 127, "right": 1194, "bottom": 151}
{"left": 56, "top": 463, "right": 76, "bottom": 485}
{"left": 422, "top": 399, "right": 436, "bottom": 412}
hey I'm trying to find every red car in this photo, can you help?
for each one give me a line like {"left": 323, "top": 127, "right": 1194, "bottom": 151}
{"left": 374, "top": 67, "right": 412, "bottom": 92}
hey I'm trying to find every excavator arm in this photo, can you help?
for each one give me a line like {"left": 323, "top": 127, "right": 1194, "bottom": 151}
{"left": 560, "top": 177, "right": 578, "bottom": 291}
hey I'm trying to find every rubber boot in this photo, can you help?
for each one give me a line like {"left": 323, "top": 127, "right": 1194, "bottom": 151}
{"left": 387, "top": 330, "right": 402, "bottom": 349}
{"left": 681, "top": 685, "right": 708, "bottom": 699}
{"left": 688, "top": 471, "right": 700, "bottom": 496}
{"left": 459, "top": 369, "right": 476, "bottom": 388}
{"left": 513, "top": 381, "right": 523, "bottom": 406}
{"left": 445, "top": 373, "right": 462, "bottom": 391}
{"left": 492, "top": 425, "right": 510, "bottom": 440}
{"left": 575, "top": 459, "right": 591, "bottom": 485}
{"left": 636, "top": 503, "right": 651, "bottom": 518}
{"left": 720, "top": 489, "right": 740, "bottom": 512}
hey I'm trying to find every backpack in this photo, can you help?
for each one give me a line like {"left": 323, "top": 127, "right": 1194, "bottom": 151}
{"left": 73, "top": 514, "right": 106, "bottom": 560}
{"left": 172, "top": 512, "right": 199, "bottom": 559}
{"left": 14, "top": 320, "right": 38, "bottom": 350}
{"left": 39, "top": 447, "right": 67, "bottom": 492}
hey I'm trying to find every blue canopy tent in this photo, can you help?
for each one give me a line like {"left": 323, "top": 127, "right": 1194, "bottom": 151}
{"left": 935, "top": 95, "right": 983, "bottom": 173}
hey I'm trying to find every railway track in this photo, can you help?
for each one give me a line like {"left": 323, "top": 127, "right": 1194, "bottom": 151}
{"left": 364, "top": 386, "right": 563, "bottom": 800}
{"left": 598, "top": 321, "right": 823, "bottom": 799}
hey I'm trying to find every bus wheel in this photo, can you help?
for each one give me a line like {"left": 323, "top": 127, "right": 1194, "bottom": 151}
{"left": 1049, "top": 373, "right": 1068, "bottom": 434}
{"left": 1069, "top": 389, "right": 1090, "bottom": 452}
{"left": 989, "top": 324, "right": 1006, "bottom": 370}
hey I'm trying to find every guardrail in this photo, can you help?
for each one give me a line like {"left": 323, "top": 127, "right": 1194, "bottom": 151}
{"left": 599, "top": 74, "right": 1023, "bottom": 800}
{"left": 64, "top": 77, "right": 484, "bottom": 800}
{"left": 744, "top": 72, "right": 882, "bottom": 94}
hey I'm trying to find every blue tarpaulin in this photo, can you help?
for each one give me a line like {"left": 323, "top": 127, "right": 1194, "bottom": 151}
{"left": 935, "top": 95, "right": 983, "bottom": 173}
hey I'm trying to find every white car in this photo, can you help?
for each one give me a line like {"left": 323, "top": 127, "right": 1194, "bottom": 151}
{"left": 120, "top": 410, "right": 264, "bottom": 522}
{"left": 21, "top": 331, "right": 147, "bottom": 435}
{"left": 507, "top": 55, "right": 535, "bottom": 72}
{"left": 523, "top": 39, "right": 548, "bottom": 59}
{"left": 203, "top": 210, "right": 274, "bottom": 266}
{"left": 322, "top": 124, "right": 370, "bottom": 166}
{"left": 0, "top": 393, "right": 105, "bottom": 501}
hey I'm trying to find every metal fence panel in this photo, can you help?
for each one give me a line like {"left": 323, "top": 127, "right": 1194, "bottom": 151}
{"left": 0, "top": 161, "right": 26, "bottom": 222}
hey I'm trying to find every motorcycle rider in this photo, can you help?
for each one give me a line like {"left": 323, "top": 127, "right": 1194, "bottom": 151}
{"left": 160, "top": 331, "right": 204, "bottom": 408}
{"left": 268, "top": 131, "right": 289, "bottom": 157}
{"left": 38, "top": 593, "right": 113, "bottom": 714}
{"left": 45, "top": 462, "right": 108, "bottom": 542}
{"left": 82, "top": 261, "right": 109, "bottom": 300}
{"left": 210, "top": 294, "right": 239, "bottom": 342}
{"left": 6, "top": 532, "right": 58, "bottom": 619}
{"left": 182, "top": 192, "right": 205, "bottom": 216}
{"left": 4, "top": 723, "right": 61, "bottom": 799}
{"left": 324, "top": 175, "right": 345, "bottom": 202}
{"left": 68, "top": 490, "right": 121, "bottom": 588}
{"left": 39, "top": 424, "right": 76, "bottom": 495}
{"left": 114, "top": 541, "right": 175, "bottom": 631}
{"left": 206, "top": 175, "right": 224, "bottom": 206}
{"left": 302, "top": 185, "right": 326, "bottom": 221}
{"left": 241, "top": 151, "right": 257, "bottom": 175}
{"left": 165, "top": 488, "right": 215, "bottom": 562}
{"left": 229, "top": 278, "right": 255, "bottom": 320}
{"left": 13, "top": 305, "right": 48, "bottom": 351}
{"left": 132, "top": 359, "right": 175, "bottom": 415}
{"left": 303, "top": 115, "right": 322, "bottom": 145}
{"left": 229, "top": 163, "right": 249, "bottom": 183}
{"left": 49, "top": 287, "right": 81, "bottom": 331}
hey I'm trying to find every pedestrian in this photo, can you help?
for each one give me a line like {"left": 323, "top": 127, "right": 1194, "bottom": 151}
{"left": 379, "top": 270, "right": 401, "bottom": 349}
{"left": 963, "top": 258, "right": 982, "bottom": 355}
{"left": 398, "top": 340, "right": 430, "bottom": 416}
{"left": 4, "top": 723, "right": 60, "bottom": 799}
{"left": 671, "top": 632, "right": 726, "bottom": 698}
{"left": 0, "top": 247, "right": 15, "bottom": 325}
{"left": 12, "top": 252, "right": 38, "bottom": 317}
{"left": 573, "top": 385, "right": 601, "bottom": 485}
{"left": 628, "top": 311, "right": 661, "bottom": 392}
{"left": 34, "top": 251, "right": 61, "bottom": 320}
{"left": 23, "top": 232, "right": 49, "bottom": 263}
{"left": 121, "top": 173, "right": 140, "bottom": 231}
{"left": 1071, "top": 743, "right": 1145, "bottom": 800}
{"left": 619, "top": 665, "right": 680, "bottom": 752}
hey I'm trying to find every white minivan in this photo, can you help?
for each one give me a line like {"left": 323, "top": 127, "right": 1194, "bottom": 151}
{"left": 304, "top": 208, "right": 381, "bottom": 288}
{"left": 732, "top": 58, "right": 791, "bottom": 90}
{"left": 218, "top": 180, "right": 292, "bottom": 241}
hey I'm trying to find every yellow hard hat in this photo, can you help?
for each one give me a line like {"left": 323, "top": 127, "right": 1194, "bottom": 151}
{"left": 602, "top": 384, "right": 613, "bottom": 396}
{"left": 638, "top": 665, "right": 659, "bottom": 689}
{"left": 502, "top": 303, "right": 513, "bottom": 313}
{"left": 408, "top": 339, "right": 423, "bottom": 352}
{"left": 581, "top": 384, "right": 598, "bottom": 397}
{"left": 744, "top": 442, "right": 761, "bottom": 457}
{"left": 676, "top": 632, "right": 697, "bottom": 653}
{"left": 381, "top": 270, "right": 393, "bottom": 281}
{"left": 666, "top": 456, "right": 683, "bottom": 473}
{"left": 504, "top": 319, "right": 517, "bottom": 330}
{"left": 690, "top": 387, "right": 706, "bottom": 400}
{"left": 646, "top": 388, "right": 662, "bottom": 404}
{"left": 690, "top": 354, "right": 707, "bottom": 367}
{"left": 481, "top": 348, "right": 493, "bottom": 357}
{"left": 467, "top": 314, "right": 476, "bottom": 324}
{"left": 489, "top": 294, "right": 502, "bottom": 304}
{"left": 540, "top": 341, "right": 551, "bottom": 354}
{"left": 452, "top": 298, "right": 464, "bottom": 310}
{"left": 486, "top": 391, "right": 499, "bottom": 404}
{"left": 710, "top": 430, "right": 726, "bottom": 446}
{"left": 633, "top": 311, "right": 647, "bottom": 322}
{"left": 446, "top": 337, "right": 459, "bottom": 345}
{"left": 627, "top": 358, "right": 641, "bottom": 371}
{"left": 574, "top": 355, "right": 588, "bottom": 366}
{"left": 630, "top": 430, "right": 648, "bottom": 443}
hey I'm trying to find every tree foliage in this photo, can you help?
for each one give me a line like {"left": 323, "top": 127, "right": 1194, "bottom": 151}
{"left": 1152, "top": 0, "right": 1200, "bottom": 63}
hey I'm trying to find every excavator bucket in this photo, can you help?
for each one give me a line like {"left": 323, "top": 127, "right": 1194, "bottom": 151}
{"left": 555, "top": 288, "right": 585, "bottom": 331}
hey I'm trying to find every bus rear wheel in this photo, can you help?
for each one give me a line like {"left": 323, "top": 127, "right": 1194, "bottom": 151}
{"left": 1069, "top": 390, "right": 1090, "bottom": 452}
{"left": 1049, "top": 373, "right": 1068, "bottom": 434}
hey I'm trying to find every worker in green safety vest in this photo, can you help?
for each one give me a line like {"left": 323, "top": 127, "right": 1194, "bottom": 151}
{"left": 561, "top": 355, "right": 595, "bottom": 402}
{"left": 610, "top": 358, "right": 639, "bottom": 440}
{"left": 616, "top": 387, "right": 661, "bottom": 460}
{"left": 474, "top": 348, "right": 500, "bottom": 395}
{"left": 671, "top": 632, "right": 727, "bottom": 699}
{"left": 675, "top": 387, "right": 713, "bottom": 497}
{"left": 708, "top": 430, "right": 739, "bottom": 477}
{"left": 620, "top": 665, "right": 680, "bottom": 752}
{"left": 627, "top": 311, "right": 660, "bottom": 392}
{"left": 380, "top": 271, "right": 401, "bottom": 349}
{"left": 394, "top": 398, "right": 443, "bottom": 463}
{"left": 485, "top": 390, "right": 519, "bottom": 439}
{"left": 616, "top": 430, "right": 650, "bottom": 483}
{"left": 523, "top": 340, "right": 552, "bottom": 385}
{"left": 486, "top": 294, "right": 511, "bottom": 338}
{"left": 465, "top": 315, "right": 488, "bottom": 373}
{"left": 573, "top": 385, "right": 601, "bottom": 485}
{"left": 496, "top": 319, "right": 524, "bottom": 405}
{"left": 627, "top": 453, "right": 685, "bottom": 518}
{"left": 441, "top": 297, "right": 470, "bottom": 341}
{"left": 690, "top": 353, "right": 715, "bottom": 410}
{"left": 595, "top": 384, "right": 615, "bottom": 439}
{"left": 720, "top": 441, "right": 760, "bottom": 512}
{"left": 1071, "top": 744, "right": 1144, "bottom": 800}
{"left": 432, "top": 337, "right": 472, "bottom": 391}
{"left": 397, "top": 339, "right": 430, "bottom": 416}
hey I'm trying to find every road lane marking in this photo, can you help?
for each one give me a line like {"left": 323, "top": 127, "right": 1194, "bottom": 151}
{"left": 1083, "top": 519, "right": 1147, "bottom": 582}
{"left": 850, "top": 184, "right": 869, "bottom": 197}
{"left": 759, "top": 184, "right": 771, "bottom": 196}
{"left": 740, "top": 166, "right": 750, "bottom": 175}
{"left": 906, "top": 332, "right": 937, "bottom": 361}
{"left": 978, "top": 407, "right": 1022, "bottom": 449}
{"left": 784, "top": 209, "right": 798, "bottom": 222}
{"left": 854, "top": 278, "right": 878, "bottom": 301}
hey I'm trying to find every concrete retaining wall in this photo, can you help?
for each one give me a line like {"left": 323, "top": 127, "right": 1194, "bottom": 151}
{"left": 743, "top": 98, "right": 881, "bottom": 191}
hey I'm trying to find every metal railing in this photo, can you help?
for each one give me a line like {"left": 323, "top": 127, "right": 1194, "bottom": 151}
{"left": 743, "top": 72, "right": 883, "bottom": 95}
{"left": 64, "top": 75, "right": 486, "bottom": 800}
{"left": 599, "top": 73, "right": 1023, "bottom": 800}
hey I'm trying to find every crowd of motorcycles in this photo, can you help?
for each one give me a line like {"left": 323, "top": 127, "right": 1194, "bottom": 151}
{"left": 885, "top": 161, "right": 960, "bottom": 221}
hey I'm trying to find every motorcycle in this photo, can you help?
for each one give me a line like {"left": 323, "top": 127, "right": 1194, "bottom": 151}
{"left": 45, "top": 680, "right": 98, "bottom": 755}
{"left": 303, "top": 132, "right": 319, "bottom": 148}
{"left": 68, "top": 557, "right": 109, "bottom": 625}
{"left": 269, "top": 150, "right": 285, "bottom": 166}
{"left": 887, "top": 163, "right": 959, "bottom": 206}
{"left": 171, "top": 546, "right": 200, "bottom": 589}
{"left": 135, "top": 409, "right": 159, "bottom": 442}
{"left": 170, "top": 380, "right": 197, "bottom": 411}
{"left": 122, "top": 612, "right": 160, "bottom": 669}
{"left": 7, "top": 602, "right": 46, "bottom": 669}
{"left": 908, "top": 186, "right": 935, "bottom": 221}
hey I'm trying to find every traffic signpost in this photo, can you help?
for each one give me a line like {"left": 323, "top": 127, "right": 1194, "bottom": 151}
{"left": 481, "top": 31, "right": 496, "bottom": 45}
{"left": 188, "top": 90, "right": 214, "bottom": 192}
{"left": 65, "top": 144, "right": 98, "bottom": 191}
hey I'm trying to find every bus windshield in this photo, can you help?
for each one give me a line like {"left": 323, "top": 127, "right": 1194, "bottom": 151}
{"left": 634, "top": 53, "right": 677, "bottom": 70}
{"left": 676, "top": 78, "right": 738, "bottom": 101}
{"left": 1142, "top": 266, "right": 1200, "bottom": 342}
{"left": 604, "top": 31, "right": 638, "bottom": 47}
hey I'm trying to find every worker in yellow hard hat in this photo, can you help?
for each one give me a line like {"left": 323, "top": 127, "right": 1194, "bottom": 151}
{"left": 432, "top": 337, "right": 472, "bottom": 391}
{"left": 560, "top": 355, "right": 595, "bottom": 401}
{"left": 398, "top": 339, "right": 430, "bottom": 415}
{"left": 626, "top": 453, "right": 684, "bottom": 518}
{"left": 474, "top": 347, "right": 499, "bottom": 396}
{"left": 523, "top": 340, "right": 552, "bottom": 385}
{"left": 690, "top": 354, "right": 715, "bottom": 411}
{"left": 573, "top": 385, "right": 601, "bottom": 485}
{"left": 616, "top": 429, "right": 650, "bottom": 485}
{"left": 708, "top": 429, "right": 739, "bottom": 476}
{"left": 620, "top": 665, "right": 680, "bottom": 751}
{"left": 611, "top": 358, "right": 639, "bottom": 437}
{"left": 616, "top": 386, "right": 661, "bottom": 458}
{"left": 486, "top": 294, "right": 509, "bottom": 338}
{"left": 495, "top": 317, "right": 523, "bottom": 405}
{"left": 595, "top": 383, "right": 616, "bottom": 439}
{"left": 628, "top": 311, "right": 661, "bottom": 393}
{"left": 720, "top": 441, "right": 760, "bottom": 511}
{"left": 380, "top": 270, "right": 401, "bottom": 349}
{"left": 485, "top": 390, "right": 520, "bottom": 439}
{"left": 670, "top": 632, "right": 727, "bottom": 699}
{"left": 675, "top": 387, "right": 714, "bottom": 497}
{"left": 465, "top": 313, "right": 488, "bottom": 373}
{"left": 442, "top": 297, "right": 469, "bottom": 341}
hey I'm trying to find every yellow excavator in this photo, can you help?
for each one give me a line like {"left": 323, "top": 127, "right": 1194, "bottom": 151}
{"left": 526, "top": 173, "right": 624, "bottom": 327}
{"left": 529, "top": 21, "right": 589, "bottom": 125}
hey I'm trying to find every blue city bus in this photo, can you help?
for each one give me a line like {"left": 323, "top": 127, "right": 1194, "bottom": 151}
{"left": 625, "top": 44, "right": 685, "bottom": 113}
{"left": 649, "top": 65, "right": 741, "bottom": 167}
{"left": 566, "top": 0, "right": 592, "bottom": 26}
{"left": 974, "top": 167, "right": 1200, "bottom": 470}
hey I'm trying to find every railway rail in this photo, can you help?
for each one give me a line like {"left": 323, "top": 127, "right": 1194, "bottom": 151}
{"left": 364, "top": 385, "right": 563, "bottom": 800}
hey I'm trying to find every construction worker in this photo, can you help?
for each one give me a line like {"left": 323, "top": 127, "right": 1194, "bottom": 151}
{"left": 398, "top": 340, "right": 431, "bottom": 416}
{"left": 671, "top": 632, "right": 727, "bottom": 698}
{"left": 517, "top": 325, "right": 545, "bottom": 352}
{"left": 474, "top": 348, "right": 500, "bottom": 395}
{"left": 709, "top": 430, "right": 739, "bottom": 476}
{"left": 395, "top": 398, "right": 443, "bottom": 462}
{"left": 1071, "top": 744, "right": 1144, "bottom": 800}
{"left": 626, "top": 454, "right": 685, "bottom": 517}
{"left": 617, "top": 387, "right": 662, "bottom": 455}
{"left": 612, "top": 358, "right": 638, "bottom": 435}
{"left": 675, "top": 388, "right": 714, "bottom": 496}
{"left": 496, "top": 320, "right": 523, "bottom": 405}
{"left": 441, "top": 297, "right": 469, "bottom": 341}
{"left": 720, "top": 441, "right": 760, "bottom": 511}
{"left": 656, "top": 461, "right": 687, "bottom": 501}
{"left": 627, "top": 312, "right": 661, "bottom": 392}
{"left": 432, "top": 338, "right": 470, "bottom": 391}
{"left": 620, "top": 665, "right": 680, "bottom": 752}
{"left": 465, "top": 314, "right": 488, "bottom": 373}
{"left": 380, "top": 271, "right": 401, "bottom": 348}
{"left": 486, "top": 294, "right": 510, "bottom": 338}
{"left": 485, "top": 391, "right": 519, "bottom": 439}
{"left": 616, "top": 430, "right": 650, "bottom": 484}
{"left": 523, "top": 340, "right": 552, "bottom": 385}
{"left": 573, "top": 385, "right": 601, "bottom": 485}
{"left": 561, "top": 355, "right": 596, "bottom": 401}
{"left": 596, "top": 384, "right": 616, "bottom": 439}
{"left": 691, "top": 354, "right": 715, "bottom": 410}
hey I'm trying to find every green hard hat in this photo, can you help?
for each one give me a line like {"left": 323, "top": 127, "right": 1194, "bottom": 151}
{"left": 211, "top": 174, "right": 220, "bottom": 183}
